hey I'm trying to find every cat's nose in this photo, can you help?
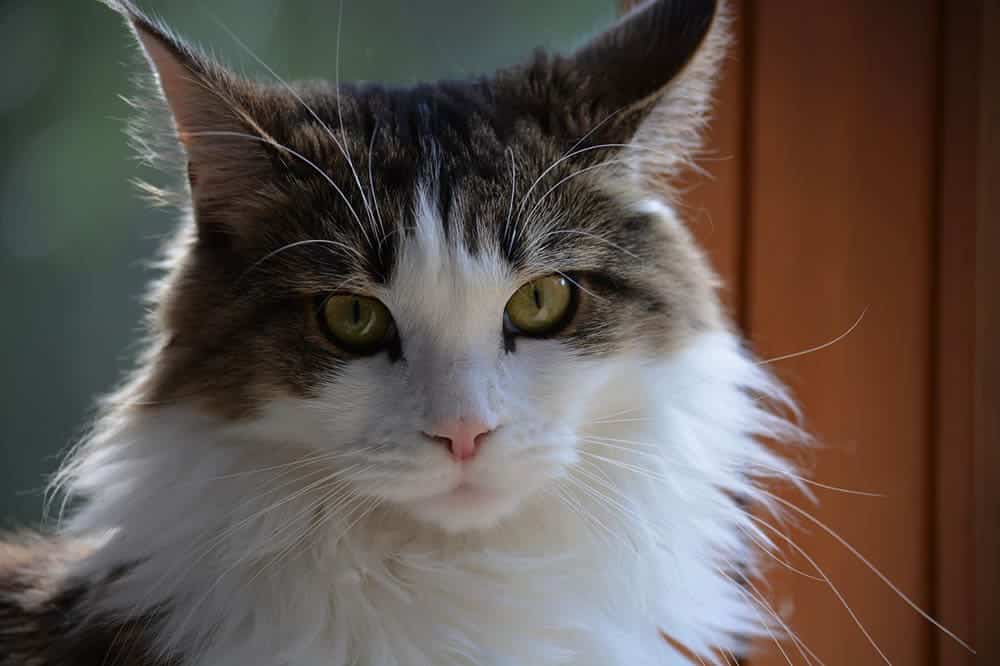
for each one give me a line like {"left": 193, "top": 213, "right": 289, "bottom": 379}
{"left": 422, "top": 420, "right": 493, "bottom": 461}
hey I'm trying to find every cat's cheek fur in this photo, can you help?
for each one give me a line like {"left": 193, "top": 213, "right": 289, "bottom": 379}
{"left": 58, "top": 330, "right": 797, "bottom": 666}
{"left": 254, "top": 341, "right": 611, "bottom": 533}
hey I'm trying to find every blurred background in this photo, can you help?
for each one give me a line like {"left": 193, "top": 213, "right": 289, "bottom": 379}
{"left": 1, "top": 1, "right": 996, "bottom": 665}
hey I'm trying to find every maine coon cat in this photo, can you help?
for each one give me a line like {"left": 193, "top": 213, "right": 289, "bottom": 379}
{"left": 0, "top": 0, "right": 807, "bottom": 663}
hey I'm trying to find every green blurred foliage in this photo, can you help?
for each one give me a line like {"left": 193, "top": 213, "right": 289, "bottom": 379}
{"left": 0, "top": 0, "right": 615, "bottom": 526}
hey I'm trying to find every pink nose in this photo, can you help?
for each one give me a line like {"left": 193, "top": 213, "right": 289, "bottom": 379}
{"left": 423, "top": 420, "right": 492, "bottom": 461}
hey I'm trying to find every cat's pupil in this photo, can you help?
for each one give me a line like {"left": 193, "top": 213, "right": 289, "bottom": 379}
{"left": 532, "top": 285, "right": 542, "bottom": 310}
{"left": 352, "top": 298, "right": 361, "bottom": 325}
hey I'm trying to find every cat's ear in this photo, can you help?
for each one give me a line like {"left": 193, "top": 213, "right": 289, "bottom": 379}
{"left": 103, "top": 1, "right": 278, "bottom": 216}
{"left": 564, "top": 0, "right": 725, "bottom": 187}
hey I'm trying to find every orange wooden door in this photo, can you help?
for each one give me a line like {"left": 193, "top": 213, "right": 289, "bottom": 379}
{"left": 743, "top": 1, "right": 939, "bottom": 662}
{"left": 625, "top": 0, "right": 997, "bottom": 663}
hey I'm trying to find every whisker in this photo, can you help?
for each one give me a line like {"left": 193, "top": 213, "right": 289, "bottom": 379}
{"left": 565, "top": 105, "right": 630, "bottom": 156}
{"left": 516, "top": 141, "right": 692, "bottom": 219}
{"left": 332, "top": 0, "right": 378, "bottom": 233}
{"left": 748, "top": 513, "right": 891, "bottom": 664}
{"left": 504, "top": 146, "right": 518, "bottom": 250}
{"left": 211, "top": 18, "right": 377, "bottom": 245}
{"left": 582, "top": 434, "right": 880, "bottom": 498}
{"left": 243, "top": 470, "right": 377, "bottom": 587}
{"left": 182, "top": 129, "right": 364, "bottom": 230}
{"left": 554, "top": 269, "right": 605, "bottom": 301}
{"left": 200, "top": 448, "right": 371, "bottom": 482}
{"left": 566, "top": 466, "right": 646, "bottom": 530}
{"left": 759, "top": 309, "right": 867, "bottom": 366}
{"left": 536, "top": 229, "right": 640, "bottom": 259}
{"left": 241, "top": 238, "right": 368, "bottom": 281}
{"left": 520, "top": 158, "right": 631, "bottom": 230}
{"left": 168, "top": 465, "right": 374, "bottom": 645}
{"left": 515, "top": 143, "right": 631, "bottom": 216}
{"left": 103, "top": 462, "right": 362, "bottom": 665}
{"left": 548, "top": 486, "right": 621, "bottom": 545}
{"left": 585, "top": 405, "right": 647, "bottom": 423}
{"left": 367, "top": 120, "right": 387, "bottom": 240}
{"left": 733, "top": 522, "right": 824, "bottom": 583}
{"left": 759, "top": 491, "right": 974, "bottom": 653}
{"left": 713, "top": 565, "right": 809, "bottom": 666}
{"left": 747, "top": 468, "right": 884, "bottom": 498}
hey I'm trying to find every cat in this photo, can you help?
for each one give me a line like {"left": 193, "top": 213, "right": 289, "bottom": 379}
{"left": 0, "top": 0, "right": 804, "bottom": 664}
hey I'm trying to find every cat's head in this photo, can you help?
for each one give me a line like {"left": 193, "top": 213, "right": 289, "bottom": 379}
{"left": 108, "top": 0, "right": 727, "bottom": 533}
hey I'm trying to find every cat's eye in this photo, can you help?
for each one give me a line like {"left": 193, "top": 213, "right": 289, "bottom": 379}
{"left": 318, "top": 294, "right": 394, "bottom": 355}
{"left": 504, "top": 275, "right": 578, "bottom": 337}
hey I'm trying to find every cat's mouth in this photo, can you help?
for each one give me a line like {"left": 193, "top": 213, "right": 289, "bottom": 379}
{"left": 406, "top": 476, "right": 519, "bottom": 531}
{"left": 443, "top": 481, "right": 495, "bottom": 503}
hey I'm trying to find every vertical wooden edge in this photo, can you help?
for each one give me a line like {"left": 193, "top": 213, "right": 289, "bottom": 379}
{"left": 932, "top": 1, "right": 981, "bottom": 664}
{"left": 974, "top": 1, "right": 1000, "bottom": 662}
{"left": 734, "top": 0, "right": 754, "bottom": 334}
{"left": 747, "top": 1, "right": 939, "bottom": 662}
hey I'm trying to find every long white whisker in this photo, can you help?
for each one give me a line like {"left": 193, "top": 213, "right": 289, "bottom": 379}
{"left": 759, "top": 309, "right": 867, "bottom": 365}
{"left": 367, "top": 120, "right": 387, "bottom": 241}
{"left": 749, "top": 514, "right": 891, "bottom": 664}
{"left": 759, "top": 491, "right": 974, "bottom": 653}
{"left": 183, "top": 130, "right": 364, "bottom": 229}
{"left": 733, "top": 522, "right": 824, "bottom": 583}
{"left": 554, "top": 269, "right": 605, "bottom": 301}
{"left": 169, "top": 465, "right": 374, "bottom": 644}
{"left": 332, "top": 0, "right": 377, "bottom": 233}
{"left": 111, "top": 463, "right": 363, "bottom": 663}
{"left": 201, "top": 447, "right": 373, "bottom": 482}
{"left": 516, "top": 143, "right": 630, "bottom": 215}
{"left": 521, "top": 158, "right": 631, "bottom": 230}
{"left": 586, "top": 405, "right": 646, "bottom": 423}
{"left": 548, "top": 486, "right": 620, "bottom": 545}
{"left": 564, "top": 105, "right": 630, "bottom": 156}
{"left": 583, "top": 434, "right": 879, "bottom": 498}
{"left": 504, "top": 147, "right": 518, "bottom": 249}
{"left": 242, "top": 238, "right": 369, "bottom": 279}
{"left": 537, "top": 228, "right": 640, "bottom": 259}
{"left": 516, "top": 142, "right": 685, "bottom": 218}
{"left": 212, "top": 18, "right": 376, "bottom": 243}
{"left": 566, "top": 467, "right": 646, "bottom": 530}
{"left": 712, "top": 565, "right": 807, "bottom": 666}
{"left": 244, "top": 469, "right": 377, "bottom": 587}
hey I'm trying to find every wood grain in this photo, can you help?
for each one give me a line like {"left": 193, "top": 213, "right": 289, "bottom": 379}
{"left": 743, "top": 1, "right": 939, "bottom": 663}
{"left": 973, "top": 3, "right": 1000, "bottom": 662}
{"left": 933, "top": 1, "right": 981, "bottom": 663}
{"left": 617, "top": 2, "right": 992, "bottom": 663}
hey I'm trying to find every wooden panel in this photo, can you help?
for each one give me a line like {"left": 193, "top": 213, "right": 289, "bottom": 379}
{"left": 973, "top": 2, "right": 1000, "bottom": 661}
{"left": 744, "top": 1, "right": 939, "bottom": 664}
{"left": 933, "top": 1, "right": 981, "bottom": 663}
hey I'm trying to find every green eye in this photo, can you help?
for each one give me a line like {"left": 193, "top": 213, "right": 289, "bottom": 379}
{"left": 318, "top": 294, "right": 394, "bottom": 354}
{"left": 504, "top": 275, "right": 577, "bottom": 337}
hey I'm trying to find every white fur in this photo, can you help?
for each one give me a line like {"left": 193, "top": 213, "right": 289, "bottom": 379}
{"left": 58, "top": 196, "right": 800, "bottom": 665}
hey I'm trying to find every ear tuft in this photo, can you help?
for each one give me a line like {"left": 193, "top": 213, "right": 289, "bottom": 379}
{"left": 564, "top": 0, "right": 728, "bottom": 193}
{"left": 101, "top": 1, "right": 280, "bottom": 220}
{"left": 101, "top": 0, "right": 233, "bottom": 150}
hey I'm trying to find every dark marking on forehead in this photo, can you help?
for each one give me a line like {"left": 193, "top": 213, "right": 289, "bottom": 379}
{"left": 134, "top": 36, "right": 726, "bottom": 418}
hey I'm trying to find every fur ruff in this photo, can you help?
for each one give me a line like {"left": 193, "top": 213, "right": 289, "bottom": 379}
{"left": 57, "top": 331, "right": 800, "bottom": 666}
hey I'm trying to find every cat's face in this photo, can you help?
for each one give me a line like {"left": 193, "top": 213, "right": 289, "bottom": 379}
{"left": 114, "top": 0, "right": 725, "bottom": 532}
